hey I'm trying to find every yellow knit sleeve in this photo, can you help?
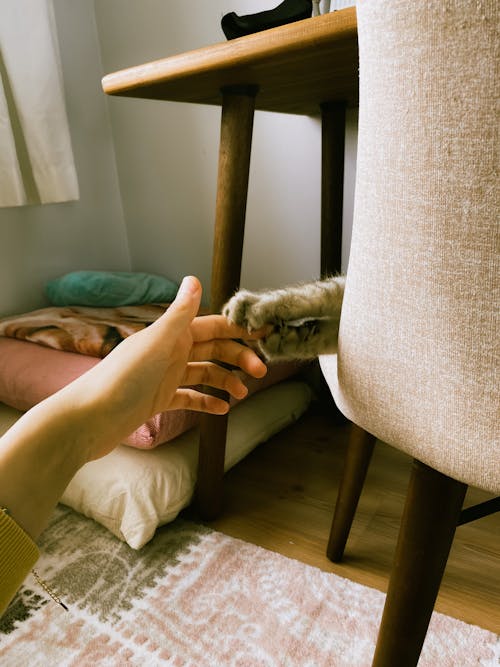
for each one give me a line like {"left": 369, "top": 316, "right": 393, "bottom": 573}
{"left": 0, "top": 509, "right": 39, "bottom": 617}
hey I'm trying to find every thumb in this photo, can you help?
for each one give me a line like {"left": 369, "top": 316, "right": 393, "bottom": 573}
{"left": 154, "top": 275, "right": 202, "bottom": 330}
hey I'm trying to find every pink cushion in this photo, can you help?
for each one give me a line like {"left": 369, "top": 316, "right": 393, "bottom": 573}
{"left": 0, "top": 337, "right": 300, "bottom": 449}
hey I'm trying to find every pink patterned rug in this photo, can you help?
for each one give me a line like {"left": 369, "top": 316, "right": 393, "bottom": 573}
{"left": 1, "top": 506, "right": 498, "bottom": 666}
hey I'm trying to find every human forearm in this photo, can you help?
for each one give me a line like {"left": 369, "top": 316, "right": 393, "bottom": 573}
{"left": 0, "top": 392, "right": 94, "bottom": 540}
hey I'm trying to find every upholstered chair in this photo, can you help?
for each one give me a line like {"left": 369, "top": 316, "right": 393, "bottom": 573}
{"left": 319, "top": 1, "right": 499, "bottom": 665}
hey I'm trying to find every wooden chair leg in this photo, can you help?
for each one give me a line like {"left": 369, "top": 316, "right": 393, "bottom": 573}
{"left": 197, "top": 86, "right": 257, "bottom": 521}
{"left": 327, "top": 424, "right": 376, "bottom": 561}
{"left": 372, "top": 460, "right": 468, "bottom": 667}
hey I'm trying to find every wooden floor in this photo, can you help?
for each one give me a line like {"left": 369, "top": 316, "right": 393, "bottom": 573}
{"left": 188, "top": 401, "right": 500, "bottom": 634}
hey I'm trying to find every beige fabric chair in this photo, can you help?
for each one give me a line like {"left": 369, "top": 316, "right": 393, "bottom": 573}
{"left": 319, "top": 1, "right": 499, "bottom": 664}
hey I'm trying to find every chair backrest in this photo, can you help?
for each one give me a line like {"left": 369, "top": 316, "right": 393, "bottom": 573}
{"left": 321, "top": 0, "right": 499, "bottom": 493}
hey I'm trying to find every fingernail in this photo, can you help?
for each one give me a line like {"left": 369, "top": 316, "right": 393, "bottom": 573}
{"left": 178, "top": 276, "right": 199, "bottom": 297}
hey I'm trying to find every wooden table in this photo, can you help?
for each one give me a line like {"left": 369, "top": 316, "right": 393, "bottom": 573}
{"left": 103, "top": 7, "right": 358, "bottom": 519}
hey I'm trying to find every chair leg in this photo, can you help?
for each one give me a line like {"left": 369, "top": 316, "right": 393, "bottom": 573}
{"left": 372, "top": 460, "right": 467, "bottom": 667}
{"left": 327, "top": 424, "right": 376, "bottom": 561}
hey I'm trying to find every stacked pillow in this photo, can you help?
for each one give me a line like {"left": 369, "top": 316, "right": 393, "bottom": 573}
{"left": 45, "top": 270, "right": 179, "bottom": 307}
{"left": 0, "top": 337, "right": 303, "bottom": 448}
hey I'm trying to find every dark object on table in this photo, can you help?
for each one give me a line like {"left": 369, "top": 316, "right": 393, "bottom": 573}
{"left": 221, "top": 0, "right": 313, "bottom": 40}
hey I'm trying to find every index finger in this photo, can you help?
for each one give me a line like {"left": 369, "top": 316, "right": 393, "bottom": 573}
{"left": 190, "top": 314, "right": 269, "bottom": 343}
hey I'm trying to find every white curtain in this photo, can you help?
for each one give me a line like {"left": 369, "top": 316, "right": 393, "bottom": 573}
{"left": 0, "top": 0, "right": 79, "bottom": 207}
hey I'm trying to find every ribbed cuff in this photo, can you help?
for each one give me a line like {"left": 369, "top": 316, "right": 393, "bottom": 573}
{"left": 0, "top": 509, "right": 39, "bottom": 616}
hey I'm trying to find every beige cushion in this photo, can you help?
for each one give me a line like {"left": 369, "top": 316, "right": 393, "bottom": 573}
{"left": 321, "top": 0, "right": 499, "bottom": 493}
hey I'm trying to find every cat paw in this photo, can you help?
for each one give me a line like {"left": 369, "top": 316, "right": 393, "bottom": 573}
{"left": 259, "top": 322, "right": 323, "bottom": 361}
{"left": 223, "top": 290, "right": 269, "bottom": 331}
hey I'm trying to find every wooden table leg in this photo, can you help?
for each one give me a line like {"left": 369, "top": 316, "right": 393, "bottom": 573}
{"left": 197, "top": 86, "right": 257, "bottom": 521}
{"left": 320, "top": 100, "right": 346, "bottom": 278}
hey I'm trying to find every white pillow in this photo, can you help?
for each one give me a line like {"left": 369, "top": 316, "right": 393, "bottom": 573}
{"left": 0, "top": 381, "right": 311, "bottom": 549}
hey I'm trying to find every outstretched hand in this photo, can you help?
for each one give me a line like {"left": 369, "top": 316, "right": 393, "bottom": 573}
{"left": 161, "top": 277, "right": 268, "bottom": 414}
{"left": 69, "top": 276, "right": 267, "bottom": 461}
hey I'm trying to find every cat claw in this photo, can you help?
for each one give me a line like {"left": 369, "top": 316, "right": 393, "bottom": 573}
{"left": 223, "top": 290, "right": 264, "bottom": 331}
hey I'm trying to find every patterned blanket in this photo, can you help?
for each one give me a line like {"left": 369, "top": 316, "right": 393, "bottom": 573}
{"left": 0, "top": 304, "right": 169, "bottom": 358}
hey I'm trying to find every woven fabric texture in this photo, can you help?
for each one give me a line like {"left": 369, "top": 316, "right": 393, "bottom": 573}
{"left": 321, "top": 0, "right": 499, "bottom": 493}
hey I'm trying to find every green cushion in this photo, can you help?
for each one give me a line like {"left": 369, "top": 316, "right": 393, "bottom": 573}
{"left": 46, "top": 271, "right": 179, "bottom": 307}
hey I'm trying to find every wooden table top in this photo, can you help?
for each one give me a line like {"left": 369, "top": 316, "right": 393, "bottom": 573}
{"left": 102, "top": 7, "right": 358, "bottom": 116}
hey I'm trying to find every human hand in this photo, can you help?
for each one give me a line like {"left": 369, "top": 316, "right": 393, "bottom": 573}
{"left": 70, "top": 276, "right": 267, "bottom": 461}
{"left": 145, "top": 275, "right": 268, "bottom": 415}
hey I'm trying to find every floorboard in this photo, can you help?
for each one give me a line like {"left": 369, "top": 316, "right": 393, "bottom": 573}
{"left": 186, "top": 402, "right": 500, "bottom": 634}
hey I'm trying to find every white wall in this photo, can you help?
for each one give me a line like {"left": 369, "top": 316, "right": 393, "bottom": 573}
{"left": 0, "top": 0, "right": 129, "bottom": 317}
{"left": 0, "top": 1, "right": 357, "bottom": 317}
{"left": 94, "top": 0, "right": 357, "bottom": 304}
